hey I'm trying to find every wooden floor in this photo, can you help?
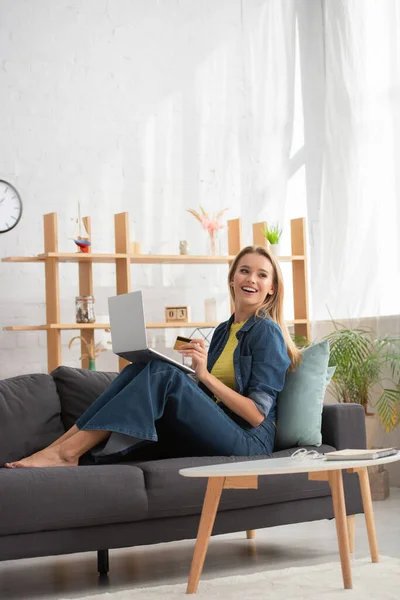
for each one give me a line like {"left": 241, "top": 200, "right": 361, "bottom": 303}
{"left": 0, "top": 488, "right": 399, "bottom": 600}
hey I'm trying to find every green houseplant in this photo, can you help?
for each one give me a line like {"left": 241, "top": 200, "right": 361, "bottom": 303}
{"left": 323, "top": 325, "right": 400, "bottom": 433}
{"left": 261, "top": 223, "right": 283, "bottom": 255}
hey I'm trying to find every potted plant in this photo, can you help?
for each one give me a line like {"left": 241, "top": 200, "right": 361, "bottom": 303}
{"left": 68, "top": 336, "right": 110, "bottom": 371}
{"left": 323, "top": 324, "right": 400, "bottom": 446}
{"left": 261, "top": 223, "right": 283, "bottom": 255}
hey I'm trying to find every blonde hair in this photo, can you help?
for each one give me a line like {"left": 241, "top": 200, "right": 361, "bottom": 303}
{"left": 228, "top": 246, "right": 302, "bottom": 370}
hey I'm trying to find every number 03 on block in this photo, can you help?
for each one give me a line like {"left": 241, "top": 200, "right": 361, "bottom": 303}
{"left": 165, "top": 306, "right": 190, "bottom": 322}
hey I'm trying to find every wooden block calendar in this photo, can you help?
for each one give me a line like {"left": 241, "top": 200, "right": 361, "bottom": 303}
{"left": 165, "top": 306, "right": 190, "bottom": 322}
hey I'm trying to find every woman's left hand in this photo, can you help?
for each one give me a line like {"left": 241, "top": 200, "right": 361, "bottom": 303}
{"left": 178, "top": 338, "right": 208, "bottom": 380}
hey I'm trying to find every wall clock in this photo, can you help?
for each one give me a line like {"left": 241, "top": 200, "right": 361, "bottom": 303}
{"left": 0, "top": 180, "right": 23, "bottom": 233}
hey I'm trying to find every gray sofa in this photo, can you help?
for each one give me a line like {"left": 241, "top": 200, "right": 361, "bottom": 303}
{"left": 0, "top": 366, "right": 367, "bottom": 575}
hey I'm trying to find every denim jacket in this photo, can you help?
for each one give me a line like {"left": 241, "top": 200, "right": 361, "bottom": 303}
{"left": 199, "top": 314, "right": 290, "bottom": 423}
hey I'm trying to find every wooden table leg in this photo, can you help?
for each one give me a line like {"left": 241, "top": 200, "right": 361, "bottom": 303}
{"left": 246, "top": 530, "right": 255, "bottom": 539}
{"left": 328, "top": 470, "right": 352, "bottom": 589}
{"left": 357, "top": 467, "right": 379, "bottom": 562}
{"left": 346, "top": 514, "right": 356, "bottom": 553}
{"left": 186, "top": 477, "right": 225, "bottom": 594}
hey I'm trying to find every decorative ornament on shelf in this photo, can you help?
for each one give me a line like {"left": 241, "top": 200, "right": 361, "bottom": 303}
{"left": 68, "top": 336, "right": 111, "bottom": 371}
{"left": 179, "top": 240, "right": 189, "bottom": 255}
{"left": 187, "top": 206, "right": 228, "bottom": 256}
{"left": 131, "top": 241, "right": 141, "bottom": 255}
{"left": 72, "top": 202, "right": 91, "bottom": 253}
{"left": 204, "top": 298, "right": 217, "bottom": 322}
{"left": 165, "top": 306, "right": 190, "bottom": 322}
{"left": 75, "top": 295, "right": 96, "bottom": 323}
{"left": 261, "top": 223, "right": 283, "bottom": 255}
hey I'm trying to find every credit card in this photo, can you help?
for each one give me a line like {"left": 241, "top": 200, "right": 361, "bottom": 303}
{"left": 173, "top": 336, "right": 192, "bottom": 350}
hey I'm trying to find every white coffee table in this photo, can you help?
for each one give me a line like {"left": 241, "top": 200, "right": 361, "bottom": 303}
{"left": 180, "top": 453, "right": 400, "bottom": 594}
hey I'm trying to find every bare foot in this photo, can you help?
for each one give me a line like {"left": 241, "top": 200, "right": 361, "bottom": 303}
{"left": 5, "top": 447, "right": 78, "bottom": 468}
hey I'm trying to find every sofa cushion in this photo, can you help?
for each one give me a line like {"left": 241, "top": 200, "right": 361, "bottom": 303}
{"left": 275, "top": 341, "right": 334, "bottom": 450}
{"left": 51, "top": 366, "right": 118, "bottom": 430}
{"left": 0, "top": 463, "right": 148, "bottom": 536}
{"left": 0, "top": 374, "right": 65, "bottom": 465}
{"left": 132, "top": 445, "right": 335, "bottom": 519}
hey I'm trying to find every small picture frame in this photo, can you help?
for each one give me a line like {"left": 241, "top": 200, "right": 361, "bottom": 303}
{"left": 165, "top": 306, "right": 190, "bottom": 322}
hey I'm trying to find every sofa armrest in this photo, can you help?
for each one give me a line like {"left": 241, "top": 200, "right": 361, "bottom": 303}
{"left": 321, "top": 403, "right": 367, "bottom": 450}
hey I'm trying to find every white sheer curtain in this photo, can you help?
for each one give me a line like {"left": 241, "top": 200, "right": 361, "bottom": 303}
{"left": 133, "top": 1, "right": 298, "bottom": 322}
{"left": 136, "top": 0, "right": 297, "bottom": 255}
{"left": 308, "top": 0, "right": 400, "bottom": 322}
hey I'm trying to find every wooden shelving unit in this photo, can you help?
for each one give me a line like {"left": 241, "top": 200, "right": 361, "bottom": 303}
{"left": 2, "top": 254, "right": 306, "bottom": 264}
{"left": 2, "top": 213, "right": 310, "bottom": 373}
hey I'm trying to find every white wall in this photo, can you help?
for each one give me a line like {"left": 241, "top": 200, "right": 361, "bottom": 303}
{"left": 0, "top": 0, "right": 303, "bottom": 378}
{"left": 0, "top": 0, "right": 294, "bottom": 376}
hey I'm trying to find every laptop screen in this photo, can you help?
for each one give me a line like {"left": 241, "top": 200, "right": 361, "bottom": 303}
{"left": 108, "top": 291, "right": 148, "bottom": 354}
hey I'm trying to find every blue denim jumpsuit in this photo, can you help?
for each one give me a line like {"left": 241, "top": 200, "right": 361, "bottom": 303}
{"left": 75, "top": 314, "right": 290, "bottom": 458}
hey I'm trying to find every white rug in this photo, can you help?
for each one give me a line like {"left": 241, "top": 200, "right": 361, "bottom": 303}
{"left": 60, "top": 556, "right": 400, "bottom": 599}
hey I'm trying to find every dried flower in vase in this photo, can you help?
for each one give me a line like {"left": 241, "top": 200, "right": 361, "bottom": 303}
{"left": 68, "top": 336, "right": 111, "bottom": 371}
{"left": 187, "top": 206, "right": 229, "bottom": 255}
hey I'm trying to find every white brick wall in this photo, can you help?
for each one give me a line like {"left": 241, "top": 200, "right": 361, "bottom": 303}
{"left": 2, "top": 0, "right": 281, "bottom": 378}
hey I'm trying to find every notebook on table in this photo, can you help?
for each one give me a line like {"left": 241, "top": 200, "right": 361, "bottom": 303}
{"left": 108, "top": 291, "right": 195, "bottom": 375}
{"left": 324, "top": 448, "right": 398, "bottom": 461}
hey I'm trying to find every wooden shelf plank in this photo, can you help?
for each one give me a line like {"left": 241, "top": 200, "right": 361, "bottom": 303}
{"left": 4, "top": 319, "right": 309, "bottom": 332}
{"left": 3, "top": 324, "right": 109, "bottom": 331}
{"left": 3, "top": 322, "right": 217, "bottom": 331}
{"left": 280, "top": 256, "right": 305, "bottom": 261}
{"left": 145, "top": 322, "right": 219, "bottom": 329}
{"left": 2, "top": 254, "right": 305, "bottom": 264}
{"left": 132, "top": 255, "right": 304, "bottom": 263}
{"left": 1, "top": 256, "right": 44, "bottom": 262}
{"left": 3, "top": 325, "right": 48, "bottom": 331}
{"left": 53, "top": 324, "right": 109, "bottom": 330}
{"left": 130, "top": 255, "right": 236, "bottom": 264}
{"left": 38, "top": 252, "right": 130, "bottom": 263}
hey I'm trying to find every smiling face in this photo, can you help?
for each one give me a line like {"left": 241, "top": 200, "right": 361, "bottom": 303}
{"left": 231, "top": 252, "right": 275, "bottom": 318}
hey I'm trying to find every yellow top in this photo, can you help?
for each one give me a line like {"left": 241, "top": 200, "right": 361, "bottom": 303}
{"left": 211, "top": 320, "right": 247, "bottom": 402}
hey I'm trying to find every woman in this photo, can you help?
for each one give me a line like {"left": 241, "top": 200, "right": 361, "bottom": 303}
{"left": 5, "top": 246, "right": 301, "bottom": 469}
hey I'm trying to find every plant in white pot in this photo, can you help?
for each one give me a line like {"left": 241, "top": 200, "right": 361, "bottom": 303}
{"left": 323, "top": 325, "right": 400, "bottom": 447}
{"left": 261, "top": 223, "right": 283, "bottom": 255}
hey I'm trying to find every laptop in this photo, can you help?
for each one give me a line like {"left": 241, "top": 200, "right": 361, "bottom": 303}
{"left": 108, "top": 291, "right": 195, "bottom": 374}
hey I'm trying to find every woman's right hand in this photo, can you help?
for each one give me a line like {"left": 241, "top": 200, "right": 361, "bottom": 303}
{"left": 178, "top": 338, "right": 208, "bottom": 380}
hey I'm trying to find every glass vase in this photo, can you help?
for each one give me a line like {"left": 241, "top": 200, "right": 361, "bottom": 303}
{"left": 75, "top": 296, "right": 96, "bottom": 323}
{"left": 88, "top": 358, "right": 96, "bottom": 371}
{"left": 206, "top": 230, "right": 220, "bottom": 256}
